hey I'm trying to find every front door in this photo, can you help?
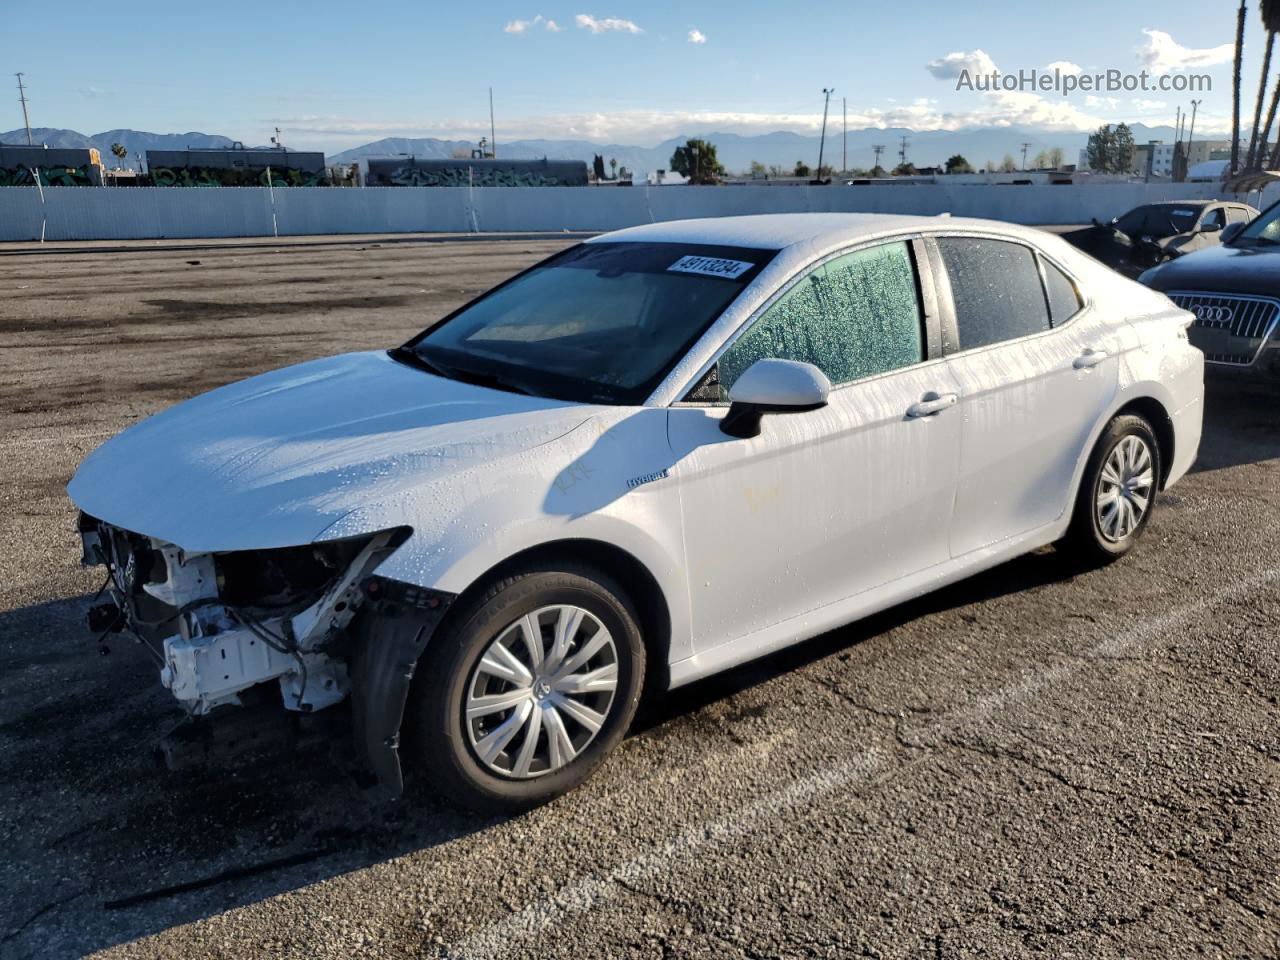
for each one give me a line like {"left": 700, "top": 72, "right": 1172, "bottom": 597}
{"left": 668, "top": 240, "right": 963, "bottom": 655}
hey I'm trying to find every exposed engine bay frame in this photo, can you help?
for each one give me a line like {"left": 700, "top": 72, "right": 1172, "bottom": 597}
{"left": 80, "top": 516, "right": 412, "bottom": 721}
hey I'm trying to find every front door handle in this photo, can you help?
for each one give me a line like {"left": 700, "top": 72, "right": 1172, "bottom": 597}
{"left": 1074, "top": 348, "right": 1109, "bottom": 369}
{"left": 906, "top": 392, "right": 959, "bottom": 418}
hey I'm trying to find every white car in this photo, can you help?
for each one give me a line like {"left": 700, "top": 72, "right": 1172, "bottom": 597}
{"left": 69, "top": 214, "right": 1204, "bottom": 812}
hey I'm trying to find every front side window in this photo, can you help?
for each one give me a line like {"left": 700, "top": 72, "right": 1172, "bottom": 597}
{"left": 713, "top": 241, "right": 924, "bottom": 397}
{"left": 1200, "top": 207, "right": 1227, "bottom": 231}
{"left": 1114, "top": 204, "right": 1202, "bottom": 238}
{"left": 404, "top": 241, "right": 775, "bottom": 404}
{"left": 937, "top": 237, "right": 1051, "bottom": 351}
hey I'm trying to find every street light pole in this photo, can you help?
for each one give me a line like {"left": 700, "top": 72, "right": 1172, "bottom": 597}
{"left": 816, "top": 87, "right": 833, "bottom": 182}
{"left": 16, "top": 73, "right": 32, "bottom": 146}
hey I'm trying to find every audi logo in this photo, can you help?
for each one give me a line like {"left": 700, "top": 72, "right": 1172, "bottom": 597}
{"left": 1192, "top": 304, "right": 1235, "bottom": 325}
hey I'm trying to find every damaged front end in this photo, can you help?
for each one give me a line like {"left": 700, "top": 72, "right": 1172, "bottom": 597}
{"left": 78, "top": 514, "right": 407, "bottom": 718}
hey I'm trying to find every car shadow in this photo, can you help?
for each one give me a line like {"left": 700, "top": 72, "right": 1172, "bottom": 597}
{"left": 1188, "top": 373, "right": 1280, "bottom": 476}
{"left": 0, "top": 543, "right": 1083, "bottom": 957}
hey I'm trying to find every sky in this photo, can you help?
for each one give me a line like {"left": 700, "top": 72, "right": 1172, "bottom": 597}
{"left": 0, "top": 1, "right": 1252, "bottom": 151}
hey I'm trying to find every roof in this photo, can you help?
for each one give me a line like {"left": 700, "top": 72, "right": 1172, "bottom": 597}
{"left": 588, "top": 212, "right": 1050, "bottom": 253}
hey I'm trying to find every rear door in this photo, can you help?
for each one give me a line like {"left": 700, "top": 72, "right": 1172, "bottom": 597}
{"left": 927, "top": 235, "right": 1119, "bottom": 557}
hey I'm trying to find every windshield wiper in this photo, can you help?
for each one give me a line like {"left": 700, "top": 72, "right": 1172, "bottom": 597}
{"left": 388, "top": 344, "right": 451, "bottom": 377}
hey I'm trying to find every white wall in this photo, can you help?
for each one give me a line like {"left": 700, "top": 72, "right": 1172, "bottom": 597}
{"left": 2, "top": 182, "right": 1276, "bottom": 243}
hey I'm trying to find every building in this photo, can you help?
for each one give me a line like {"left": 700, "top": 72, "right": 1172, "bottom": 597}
{"left": 144, "top": 146, "right": 327, "bottom": 186}
{"left": 0, "top": 144, "right": 103, "bottom": 186}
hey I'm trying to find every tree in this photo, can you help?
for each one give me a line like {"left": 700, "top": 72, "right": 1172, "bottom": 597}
{"left": 1233, "top": 0, "right": 1247, "bottom": 174}
{"left": 944, "top": 154, "right": 974, "bottom": 174}
{"left": 1033, "top": 150, "right": 1049, "bottom": 169}
{"left": 749, "top": 160, "right": 767, "bottom": 178}
{"left": 1047, "top": 147, "right": 1065, "bottom": 169}
{"left": 1247, "top": 2, "right": 1280, "bottom": 169}
{"left": 999, "top": 155, "right": 1018, "bottom": 173}
{"left": 592, "top": 154, "right": 606, "bottom": 181}
{"left": 1085, "top": 124, "right": 1135, "bottom": 173}
{"left": 767, "top": 163, "right": 786, "bottom": 178}
{"left": 1258, "top": 0, "right": 1280, "bottom": 167}
{"left": 869, "top": 165, "right": 886, "bottom": 177}
{"left": 892, "top": 162, "right": 918, "bottom": 176}
{"left": 670, "top": 138, "right": 724, "bottom": 184}
{"left": 793, "top": 161, "right": 811, "bottom": 177}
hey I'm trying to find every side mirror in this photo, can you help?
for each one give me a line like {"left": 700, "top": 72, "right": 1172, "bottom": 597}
{"left": 1220, "top": 221, "right": 1246, "bottom": 244}
{"left": 719, "top": 359, "right": 830, "bottom": 439}
{"left": 1200, "top": 220, "right": 1223, "bottom": 233}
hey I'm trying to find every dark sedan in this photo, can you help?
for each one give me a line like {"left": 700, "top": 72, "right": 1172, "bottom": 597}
{"left": 1139, "top": 199, "right": 1280, "bottom": 373}
{"left": 1065, "top": 200, "right": 1257, "bottom": 279}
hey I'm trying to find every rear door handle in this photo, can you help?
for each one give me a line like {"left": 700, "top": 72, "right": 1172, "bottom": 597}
{"left": 906, "top": 392, "right": 958, "bottom": 418}
{"left": 1073, "top": 348, "right": 1109, "bottom": 369}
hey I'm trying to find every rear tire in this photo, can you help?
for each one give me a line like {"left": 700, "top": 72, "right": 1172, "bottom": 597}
{"left": 1061, "top": 413, "right": 1161, "bottom": 565}
{"left": 407, "top": 562, "right": 645, "bottom": 814}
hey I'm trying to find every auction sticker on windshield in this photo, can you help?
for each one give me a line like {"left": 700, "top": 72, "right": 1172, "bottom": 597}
{"left": 667, "top": 255, "right": 755, "bottom": 279}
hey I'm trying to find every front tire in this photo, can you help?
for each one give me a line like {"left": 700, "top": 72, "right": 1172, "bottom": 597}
{"left": 407, "top": 563, "right": 645, "bottom": 814}
{"left": 1062, "top": 413, "right": 1161, "bottom": 564}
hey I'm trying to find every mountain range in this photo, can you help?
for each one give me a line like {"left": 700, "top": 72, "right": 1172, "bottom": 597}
{"left": 4, "top": 124, "right": 1191, "bottom": 176}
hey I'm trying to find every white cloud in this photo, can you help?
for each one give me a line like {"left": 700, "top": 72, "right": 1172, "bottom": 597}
{"left": 504, "top": 14, "right": 560, "bottom": 33}
{"left": 926, "top": 48, "right": 1103, "bottom": 131}
{"left": 1085, "top": 95, "right": 1121, "bottom": 110}
{"left": 926, "top": 49, "right": 998, "bottom": 80}
{"left": 1132, "top": 98, "right": 1168, "bottom": 110}
{"left": 1137, "top": 29, "right": 1233, "bottom": 72}
{"left": 575, "top": 14, "right": 642, "bottom": 34}
{"left": 79, "top": 85, "right": 110, "bottom": 98}
{"left": 1046, "top": 60, "right": 1083, "bottom": 76}
{"left": 688, "top": 28, "right": 706, "bottom": 44}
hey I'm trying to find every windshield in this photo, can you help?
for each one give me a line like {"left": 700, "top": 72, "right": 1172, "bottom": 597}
{"left": 1235, "top": 200, "right": 1280, "bottom": 244}
{"left": 401, "top": 241, "right": 776, "bottom": 404}
{"left": 1112, "top": 204, "right": 1203, "bottom": 238}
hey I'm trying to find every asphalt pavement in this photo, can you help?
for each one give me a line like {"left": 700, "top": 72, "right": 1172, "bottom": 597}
{"left": 0, "top": 236, "right": 1277, "bottom": 959}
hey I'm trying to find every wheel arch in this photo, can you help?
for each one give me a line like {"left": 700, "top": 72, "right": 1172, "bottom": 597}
{"left": 440, "top": 537, "right": 674, "bottom": 691}
{"left": 1111, "top": 394, "right": 1176, "bottom": 489}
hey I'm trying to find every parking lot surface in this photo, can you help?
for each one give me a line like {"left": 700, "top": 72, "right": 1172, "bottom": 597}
{"left": 1, "top": 236, "right": 1277, "bottom": 959}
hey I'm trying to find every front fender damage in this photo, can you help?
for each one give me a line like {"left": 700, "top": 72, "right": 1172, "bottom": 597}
{"left": 350, "top": 576, "right": 456, "bottom": 800}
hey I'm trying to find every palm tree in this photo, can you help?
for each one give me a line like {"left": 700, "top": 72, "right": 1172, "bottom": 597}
{"left": 1262, "top": 0, "right": 1280, "bottom": 166}
{"left": 1246, "top": 3, "right": 1277, "bottom": 169}
{"left": 1232, "top": 0, "right": 1247, "bottom": 174}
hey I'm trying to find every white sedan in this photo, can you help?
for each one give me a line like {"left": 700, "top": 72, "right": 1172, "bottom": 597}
{"left": 69, "top": 214, "right": 1204, "bottom": 812}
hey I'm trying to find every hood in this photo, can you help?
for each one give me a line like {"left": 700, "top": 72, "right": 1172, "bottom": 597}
{"left": 1141, "top": 243, "right": 1280, "bottom": 297}
{"left": 68, "top": 350, "right": 595, "bottom": 553}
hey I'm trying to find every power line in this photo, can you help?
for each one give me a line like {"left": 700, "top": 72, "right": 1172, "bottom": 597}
{"left": 898, "top": 135, "right": 909, "bottom": 169}
{"left": 15, "top": 73, "right": 32, "bottom": 146}
{"left": 816, "top": 87, "right": 833, "bottom": 181}
{"left": 872, "top": 144, "right": 885, "bottom": 172}
{"left": 1020, "top": 142, "right": 1031, "bottom": 170}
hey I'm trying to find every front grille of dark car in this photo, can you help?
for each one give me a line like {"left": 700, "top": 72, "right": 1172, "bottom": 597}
{"left": 1168, "top": 292, "right": 1280, "bottom": 365}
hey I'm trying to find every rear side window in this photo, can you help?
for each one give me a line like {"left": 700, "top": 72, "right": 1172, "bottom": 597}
{"left": 936, "top": 238, "right": 1051, "bottom": 351}
{"left": 1228, "top": 206, "right": 1251, "bottom": 224}
{"left": 715, "top": 241, "right": 923, "bottom": 395}
{"left": 1041, "top": 258, "right": 1083, "bottom": 326}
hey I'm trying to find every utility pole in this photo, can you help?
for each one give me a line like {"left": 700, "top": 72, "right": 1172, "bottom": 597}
{"left": 489, "top": 87, "right": 497, "bottom": 159}
{"left": 816, "top": 87, "right": 833, "bottom": 181}
{"left": 1020, "top": 141, "right": 1031, "bottom": 170}
{"left": 898, "top": 135, "right": 909, "bottom": 170}
{"left": 15, "top": 73, "right": 32, "bottom": 145}
{"left": 872, "top": 144, "right": 885, "bottom": 173}
{"left": 842, "top": 97, "right": 846, "bottom": 175}
{"left": 1187, "top": 99, "right": 1201, "bottom": 173}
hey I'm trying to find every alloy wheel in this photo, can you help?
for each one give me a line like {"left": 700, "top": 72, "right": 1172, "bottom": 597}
{"left": 1095, "top": 435, "right": 1155, "bottom": 542}
{"left": 464, "top": 604, "right": 619, "bottom": 779}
